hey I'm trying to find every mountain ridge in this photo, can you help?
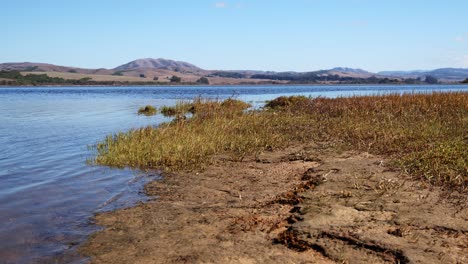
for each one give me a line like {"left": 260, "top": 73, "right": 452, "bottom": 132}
{"left": 1, "top": 59, "right": 467, "bottom": 82}
{"left": 113, "top": 58, "right": 202, "bottom": 72}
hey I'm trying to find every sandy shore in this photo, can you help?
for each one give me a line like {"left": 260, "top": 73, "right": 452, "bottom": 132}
{"left": 80, "top": 144, "right": 467, "bottom": 263}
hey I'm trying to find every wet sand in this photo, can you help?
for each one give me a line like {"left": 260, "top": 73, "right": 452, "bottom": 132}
{"left": 80, "top": 144, "right": 467, "bottom": 263}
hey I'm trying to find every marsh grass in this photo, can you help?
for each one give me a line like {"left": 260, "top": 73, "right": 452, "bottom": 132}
{"left": 160, "top": 101, "right": 194, "bottom": 117}
{"left": 94, "top": 93, "right": 467, "bottom": 190}
{"left": 137, "top": 105, "right": 157, "bottom": 116}
{"left": 160, "top": 98, "right": 251, "bottom": 118}
{"left": 265, "top": 95, "right": 309, "bottom": 109}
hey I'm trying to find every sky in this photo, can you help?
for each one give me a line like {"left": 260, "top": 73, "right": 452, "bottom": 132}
{"left": 2, "top": 0, "right": 468, "bottom": 72}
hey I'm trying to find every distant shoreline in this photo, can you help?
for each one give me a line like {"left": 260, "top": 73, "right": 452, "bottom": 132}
{"left": 1, "top": 83, "right": 467, "bottom": 88}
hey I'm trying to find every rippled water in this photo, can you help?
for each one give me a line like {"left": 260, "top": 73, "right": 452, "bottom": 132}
{"left": 0, "top": 85, "right": 466, "bottom": 263}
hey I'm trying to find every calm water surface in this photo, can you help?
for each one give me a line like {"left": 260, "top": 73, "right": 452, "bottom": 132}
{"left": 0, "top": 85, "right": 466, "bottom": 263}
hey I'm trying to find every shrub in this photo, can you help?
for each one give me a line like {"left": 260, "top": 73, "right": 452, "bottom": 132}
{"left": 196, "top": 77, "right": 210, "bottom": 85}
{"left": 425, "top": 75, "right": 438, "bottom": 84}
{"left": 170, "top": 76, "right": 181, "bottom": 83}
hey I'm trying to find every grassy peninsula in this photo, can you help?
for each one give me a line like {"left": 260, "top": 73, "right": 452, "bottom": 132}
{"left": 84, "top": 92, "right": 467, "bottom": 263}
{"left": 93, "top": 92, "right": 467, "bottom": 190}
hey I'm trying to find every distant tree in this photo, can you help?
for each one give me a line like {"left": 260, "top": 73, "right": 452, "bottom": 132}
{"left": 367, "top": 76, "right": 379, "bottom": 83}
{"left": 0, "top": 70, "right": 23, "bottom": 79}
{"left": 139, "top": 74, "right": 146, "bottom": 78}
{"left": 425, "top": 75, "right": 438, "bottom": 84}
{"left": 212, "top": 71, "right": 245, "bottom": 79}
{"left": 196, "top": 77, "right": 209, "bottom": 85}
{"left": 462, "top": 78, "right": 468, "bottom": 84}
{"left": 112, "top": 71, "right": 124, "bottom": 76}
{"left": 404, "top": 78, "right": 418, "bottom": 84}
{"left": 153, "top": 76, "right": 159, "bottom": 81}
{"left": 170, "top": 75, "right": 181, "bottom": 83}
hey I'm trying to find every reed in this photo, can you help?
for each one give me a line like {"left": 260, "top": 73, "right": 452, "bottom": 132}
{"left": 160, "top": 101, "right": 194, "bottom": 117}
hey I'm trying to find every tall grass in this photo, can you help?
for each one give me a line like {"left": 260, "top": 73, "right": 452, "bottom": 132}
{"left": 93, "top": 93, "right": 467, "bottom": 190}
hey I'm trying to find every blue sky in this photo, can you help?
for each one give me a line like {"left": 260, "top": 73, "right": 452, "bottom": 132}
{"left": 2, "top": 0, "right": 467, "bottom": 72}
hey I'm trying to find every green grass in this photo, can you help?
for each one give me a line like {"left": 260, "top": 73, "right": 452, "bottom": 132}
{"left": 137, "top": 105, "right": 157, "bottom": 116}
{"left": 92, "top": 92, "right": 467, "bottom": 191}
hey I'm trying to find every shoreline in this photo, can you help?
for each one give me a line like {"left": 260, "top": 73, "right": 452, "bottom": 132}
{"left": 1, "top": 83, "right": 468, "bottom": 88}
{"left": 79, "top": 144, "right": 467, "bottom": 263}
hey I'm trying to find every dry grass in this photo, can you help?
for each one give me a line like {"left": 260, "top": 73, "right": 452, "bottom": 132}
{"left": 21, "top": 71, "right": 156, "bottom": 82}
{"left": 160, "top": 101, "right": 194, "bottom": 117}
{"left": 92, "top": 92, "right": 467, "bottom": 190}
{"left": 20, "top": 71, "right": 286, "bottom": 85}
{"left": 160, "top": 98, "right": 251, "bottom": 117}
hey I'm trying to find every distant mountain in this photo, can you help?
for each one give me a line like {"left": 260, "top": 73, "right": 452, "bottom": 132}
{"left": 378, "top": 70, "right": 426, "bottom": 77}
{"left": 1, "top": 59, "right": 467, "bottom": 84}
{"left": 330, "top": 67, "right": 373, "bottom": 75}
{"left": 0, "top": 62, "right": 112, "bottom": 75}
{"left": 378, "top": 68, "right": 468, "bottom": 81}
{"left": 114, "top": 58, "right": 202, "bottom": 72}
{"left": 428, "top": 68, "right": 468, "bottom": 80}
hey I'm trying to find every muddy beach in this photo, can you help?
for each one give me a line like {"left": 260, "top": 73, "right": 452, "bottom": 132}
{"left": 81, "top": 144, "right": 467, "bottom": 263}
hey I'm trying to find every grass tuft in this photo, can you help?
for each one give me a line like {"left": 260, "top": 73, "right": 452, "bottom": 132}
{"left": 265, "top": 95, "right": 309, "bottom": 110}
{"left": 93, "top": 92, "right": 467, "bottom": 191}
{"left": 160, "top": 101, "right": 194, "bottom": 117}
{"left": 137, "top": 105, "right": 157, "bottom": 116}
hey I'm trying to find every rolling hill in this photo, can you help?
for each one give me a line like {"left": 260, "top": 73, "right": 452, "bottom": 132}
{"left": 378, "top": 68, "right": 468, "bottom": 81}
{"left": 1, "top": 58, "right": 467, "bottom": 84}
{"left": 114, "top": 58, "right": 202, "bottom": 73}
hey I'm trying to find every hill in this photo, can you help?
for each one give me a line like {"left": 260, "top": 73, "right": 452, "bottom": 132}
{"left": 378, "top": 68, "right": 468, "bottom": 81}
{"left": 1, "top": 59, "right": 467, "bottom": 85}
{"left": 0, "top": 62, "right": 113, "bottom": 75}
{"left": 114, "top": 58, "right": 202, "bottom": 73}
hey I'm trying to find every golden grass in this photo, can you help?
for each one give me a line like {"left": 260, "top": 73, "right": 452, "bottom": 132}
{"left": 92, "top": 93, "right": 467, "bottom": 190}
{"left": 160, "top": 101, "right": 194, "bottom": 117}
{"left": 21, "top": 71, "right": 156, "bottom": 82}
{"left": 160, "top": 98, "right": 251, "bottom": 117}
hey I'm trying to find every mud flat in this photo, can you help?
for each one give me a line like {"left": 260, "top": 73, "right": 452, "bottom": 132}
{"left": 80, "top": 144, "right": 467, "bottom": 264}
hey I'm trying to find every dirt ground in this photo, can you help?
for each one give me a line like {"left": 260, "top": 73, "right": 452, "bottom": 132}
{"left": 80, "top": 144, "right": 467, "bottom": 264}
